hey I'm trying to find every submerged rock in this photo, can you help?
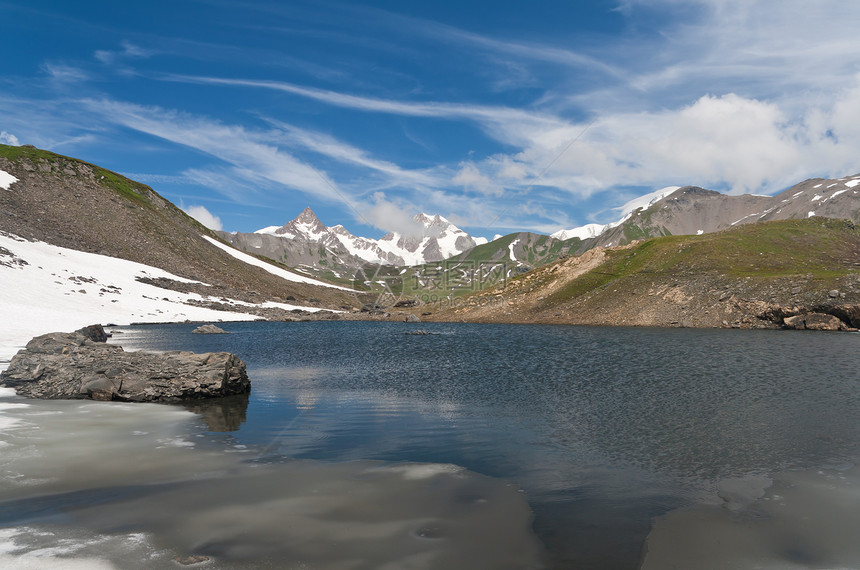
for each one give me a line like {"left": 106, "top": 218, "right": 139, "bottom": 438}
{"left": 0, "top": 330, "right": 250, "bottom": 402}
{"left": 192, "top": 324, "right": 228, "bottom": 334}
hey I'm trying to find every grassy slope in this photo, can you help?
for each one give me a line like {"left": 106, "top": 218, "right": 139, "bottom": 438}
{"left": 431, "top": 218, "right": 860, "bottom": 327}
{"left": 548, "top": 217, "right": 859, "bottom": 305}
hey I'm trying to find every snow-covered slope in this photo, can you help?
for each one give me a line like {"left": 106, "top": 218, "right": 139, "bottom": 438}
{"left": 255, "top": 208, "right": 484, "bottom": 266}
{"left": 552, "top": 186, "right": 681, "bottom": 241}
{"left": 0, "top": 232, "right": 328, "bottom": 366}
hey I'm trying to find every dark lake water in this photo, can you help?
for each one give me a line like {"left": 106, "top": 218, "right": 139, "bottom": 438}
{"left": 2, "top": 321, "right": 859, "bottom": 568}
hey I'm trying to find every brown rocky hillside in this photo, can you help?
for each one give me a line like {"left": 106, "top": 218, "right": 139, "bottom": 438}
{"left": 0, "top": 145, "right": 360, "bottom": 312}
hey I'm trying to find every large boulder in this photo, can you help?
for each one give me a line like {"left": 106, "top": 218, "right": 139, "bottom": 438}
{"left": 0, "top": 330, "right": 250, "bottom": 402}
{"left": 783, "top": 313, "right": 847, "bottom": 331}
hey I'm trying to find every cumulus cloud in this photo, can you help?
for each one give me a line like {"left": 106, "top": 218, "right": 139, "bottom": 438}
{"left": 452, "top": 162, "right": 505, "bottom": 196}
{"left": 360, "top": 192, "right": 423, "bottom": 236}
{"left": 0, "top": 131, "right": 20, "bottom": 146}
{"left": 464, "top": 84, "right": 860, "bottom": 200}
{"left": 182, "top": 205, "right": 223, "bottom": 231}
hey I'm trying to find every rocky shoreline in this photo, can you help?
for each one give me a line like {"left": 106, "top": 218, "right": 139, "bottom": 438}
{"left": 0, "top": 325, "right": 250, "bottom": 402}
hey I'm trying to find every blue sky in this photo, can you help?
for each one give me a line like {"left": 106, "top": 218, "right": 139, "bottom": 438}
{"left": 2, "top": 0, "right": 860, "bottom": 239}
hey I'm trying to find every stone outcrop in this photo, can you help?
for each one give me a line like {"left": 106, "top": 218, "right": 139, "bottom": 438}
{"left": 192, "top": 324, "right": 228, "bottom": 334}
{"left": 782, "top": 313, "right": 850, "bottom": 331}
{"left": 0, "top": 327, "right": 250, "bottom": 402}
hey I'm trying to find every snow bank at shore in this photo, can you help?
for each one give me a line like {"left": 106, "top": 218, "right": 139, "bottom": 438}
{"left": 0, "top": 232, "right": 324, "bottom": 367}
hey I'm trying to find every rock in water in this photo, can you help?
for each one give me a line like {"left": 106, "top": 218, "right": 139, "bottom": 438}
{"left": 76, "top": 324, "right": 110, "bottom": 342}
{"left": 0, "top": 330, "right": 250, "bottom": 402}
{"left": 192, "top": 324, "right": 228, "bottom": 334}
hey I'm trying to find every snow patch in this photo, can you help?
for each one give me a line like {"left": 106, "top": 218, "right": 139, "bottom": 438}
{"left": 812, "top": 183, "right": 823, "bottom": 188}
{"left": 0, "top": 170, "right": 18, "bottom": 191}
{"left": 696, "top": 230, "right": 704, "bottom": 235}
{"left": 508, "top": 239, "right": 520, "bottom": 262}
{"left": 808, "top": 211, "right": 815, "bottom": 217}
{"left": 811, "top": 194, "right": 823, "bottom": 201}
{"left": 0, "top": 232, "right": 277, "bottom": 366}
{"left": 845, "top": 179, "right": 860, "bottom": 188}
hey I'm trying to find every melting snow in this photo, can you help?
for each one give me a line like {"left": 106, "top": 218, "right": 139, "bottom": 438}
{"left": 696, "top": 230, "right": 704, "bottom": 235}
{"left": 812, "top": 183, "right": 823, "bottom": 189}
{"left": 826, "top": 183, "right": 838, "bottom": 188}
{"left": 508, "top": 239, "right": 520, "bottom": 262}
{"left": 0, "top": 170, "right": 18, "bottom": 191}
{"left": 846, "top": 180, "right": 860, "bottom": 188}
{"left": 0, "top": 232, "right": 341, "bottom": 366}
{"left": 808, "top": 211, "right": 815, "bottom": 217}
{"left": 811, "top": 195, "right": 823, "bottom": 201}
{"left": 0, "top": 234, "right": 243, "bottom": 364}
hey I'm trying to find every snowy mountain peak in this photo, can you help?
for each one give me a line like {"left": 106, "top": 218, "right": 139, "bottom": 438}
{"left": 253, "top": 208, "right": 482, "bottom": 266}
{"left": 256, "top": 207, "right": 328, "bottom": 240}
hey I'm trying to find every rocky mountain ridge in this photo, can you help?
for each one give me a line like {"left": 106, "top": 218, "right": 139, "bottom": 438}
{"left": 559, "top": 175, "right": 860, "bottom": 249}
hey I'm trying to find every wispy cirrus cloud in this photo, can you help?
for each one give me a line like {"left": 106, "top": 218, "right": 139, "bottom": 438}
{"left": 82, "top": 98, "right": 347, "bottom": 203}
{"left": 95, "top": 41, "right": 154, "bottom": 65}
{"left": 258, "top": 118, "right": 444, "bottom": 191}
{"left": 160, "top": 74, "right": 560, "bottom": 141}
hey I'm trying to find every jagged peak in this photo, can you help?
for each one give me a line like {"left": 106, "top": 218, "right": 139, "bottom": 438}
{"left": 293, "top": 206, "right": 322, "bottom": 224}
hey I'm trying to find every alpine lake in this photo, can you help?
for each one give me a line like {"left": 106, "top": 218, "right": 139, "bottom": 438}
{"left": 1, "top": 320, "right": 859, "bottom": 569}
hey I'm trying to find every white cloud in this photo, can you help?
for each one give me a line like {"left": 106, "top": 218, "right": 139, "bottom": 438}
{"left": 360, "top": 192, "right": 423, "bottom": 236}
{"left": 41, "top": 63, "right": 90, "bottom": 83}
{"left": 95, "top": 41, "right": 154, "bottom": 65}
{"left": 84, "top": 99, "right": 347, "bottom": 202}
{"left": 183, "top": 205, "right": 223, "bottom": 231}
{"left": 260, "top": 118, "right": 443, "bottom": 189}
{"left": 452, "top": 162, "right": 504, "bottom": 197}
{"left": 0, "top": 131, "right": 20, "bottom": 146}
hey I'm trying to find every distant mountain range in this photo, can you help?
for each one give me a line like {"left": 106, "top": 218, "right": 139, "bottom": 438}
{"left": 218, "top": 174, "right": 860, "bottom": 298}
{"left": 218, "top": 208, "right": 489, "bottom": 285}
{"left": 555, "top": 175, "right": 860, "bottom": 248}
